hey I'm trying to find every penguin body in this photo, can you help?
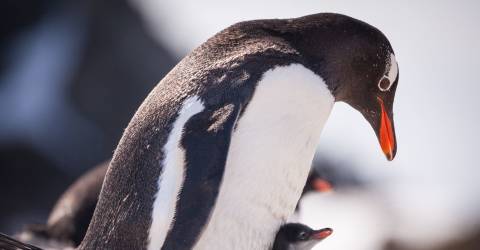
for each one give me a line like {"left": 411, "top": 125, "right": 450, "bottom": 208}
{"left": 81, "top": 20, "right": 329, "bottom": 250}
{"left": 82, "top": 57, "right": 332, "bottom": 250}
{"left": 192, "top": 64, "right": 333, "bottom": 250}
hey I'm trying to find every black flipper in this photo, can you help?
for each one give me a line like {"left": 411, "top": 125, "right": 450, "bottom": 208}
{"left": 0, "top": 233, "right": 43, "bottom": 250}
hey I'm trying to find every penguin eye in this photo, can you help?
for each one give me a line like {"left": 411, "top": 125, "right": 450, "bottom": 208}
{"left": 378, "top": 76, "right": 392, "bottom": 92}
{"left": 297, "top": 231, "right": 308, "bottom": 240}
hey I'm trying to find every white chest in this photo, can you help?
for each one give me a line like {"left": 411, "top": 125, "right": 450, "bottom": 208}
{"left": 193, "top": 64, "right": 334, "bottom": 250}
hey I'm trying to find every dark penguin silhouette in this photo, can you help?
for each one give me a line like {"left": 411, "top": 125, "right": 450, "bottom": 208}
{"left": 272, "top": 223, "right": 333, "bottom": 250}
{"left": 1, "top": 13, "right": 399, "bottom": 249}
{"left": 15, "top": 162, "right": 108, "bottom": 249}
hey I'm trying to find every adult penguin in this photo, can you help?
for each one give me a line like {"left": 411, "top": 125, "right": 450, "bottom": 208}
{"left": 82, "top": 12, "right": 399, "bottom": 250}
{"left": 2, "top": 13, "right": 400, "bottom": 250}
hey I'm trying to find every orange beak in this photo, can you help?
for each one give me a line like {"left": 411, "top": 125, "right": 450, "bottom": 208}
{"left": 313, "top": 179, "right": 333, "bottom": 192}
{"left": 312, "top": 228, "right": 333, "bottom": 240}
{"left": 377, "top": 97, "right": 396, "bottom": 161}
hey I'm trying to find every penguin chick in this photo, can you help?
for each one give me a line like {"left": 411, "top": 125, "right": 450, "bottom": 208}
{"left": 273, "top": 223, "right": 333, "bottom": 250}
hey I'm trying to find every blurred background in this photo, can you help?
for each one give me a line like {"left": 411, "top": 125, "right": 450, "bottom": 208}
{"left": 1, "top": 0, "right": 479, "bottom": 249}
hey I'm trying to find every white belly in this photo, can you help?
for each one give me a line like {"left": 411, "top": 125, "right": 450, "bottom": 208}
{"left": 193, "top": 64, "right": 334, "bottom": 250}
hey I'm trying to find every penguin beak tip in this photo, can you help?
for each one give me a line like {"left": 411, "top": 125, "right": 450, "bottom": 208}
{"left": 312, "top": 228, "right": 333, "bottom": 240}
{"left": 377, "top": 97, "right": 397, "bottom": 161}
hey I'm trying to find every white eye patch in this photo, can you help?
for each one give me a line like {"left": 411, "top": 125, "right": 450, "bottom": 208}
{"left": 378, "top": 76, "right": 392, "bottom": 91}
{"left": 378, "top": 53, "right": 398, "bottom": 92}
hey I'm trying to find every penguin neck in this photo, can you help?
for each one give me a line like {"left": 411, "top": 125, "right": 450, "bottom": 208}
{"left": 193, "top": 63, "right": 334, "bottom": 250}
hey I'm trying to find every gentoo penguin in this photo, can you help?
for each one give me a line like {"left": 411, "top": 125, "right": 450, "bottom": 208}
{"left": 1, "top": 13, "right": 399, "bottom": 250}
{"left": 272, "top": 223, "right": 333, "bottom": 250}
{"left": 294, "top": 170, "right": 332, "bottom": 212}
{"left": 79, "top": 13, "right": 399, "bottom": 250}
{"left": 15, "top": 161, "right": 108, "bottom": 249}
{"left": 302, "top": 169, "right": 333, "bottom": 195}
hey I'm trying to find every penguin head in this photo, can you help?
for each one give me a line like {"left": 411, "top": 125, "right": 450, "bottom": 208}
{"left": 275, "top": 223, "right": 333, "bottom": 250}
{"left": 278, "top": 13, "right": 399, "bottom": 160}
